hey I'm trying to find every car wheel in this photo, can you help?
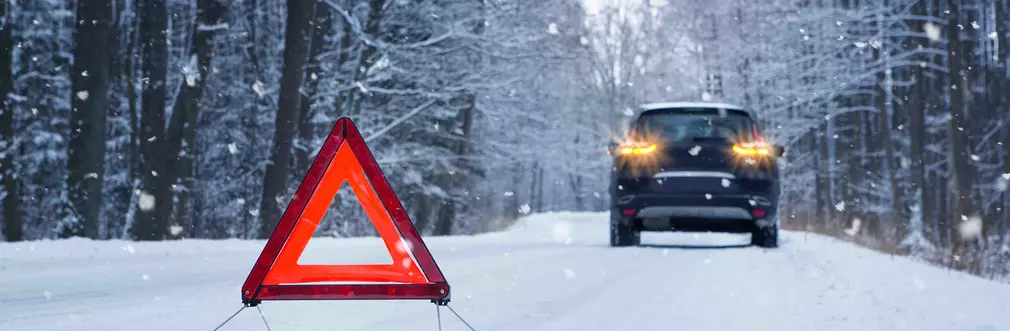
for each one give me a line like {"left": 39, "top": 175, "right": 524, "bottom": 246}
{"left": 609, "top": 210, "right": 640, "bottom": 247}
{"left": 751, "top": 223, "right": 778, "bottom": 248}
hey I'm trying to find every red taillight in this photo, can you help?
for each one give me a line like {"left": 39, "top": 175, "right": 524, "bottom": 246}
{"left": 622, "top": 209, "right": 636, "bottom": 216}
{"left": 752, "top": 209, "right": 767, "bottom": 218}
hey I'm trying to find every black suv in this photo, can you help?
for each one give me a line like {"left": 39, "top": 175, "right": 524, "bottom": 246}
{"left": 608, "top": 102, "right": 785, "bottom": 248}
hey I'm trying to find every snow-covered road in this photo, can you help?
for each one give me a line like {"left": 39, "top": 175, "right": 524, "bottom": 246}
{"left": 2, "top": 212, "right": 1008, "bottom": 331}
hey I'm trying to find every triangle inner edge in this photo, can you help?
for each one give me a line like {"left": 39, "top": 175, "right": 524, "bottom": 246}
{"left": 261, "top": 142, "right": 428, "bottom": 286}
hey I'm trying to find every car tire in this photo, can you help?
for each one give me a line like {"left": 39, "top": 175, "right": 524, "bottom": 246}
{"left": 609, "top": 210, "right": 640, "bottom": 247}
{"left": 751, "top": 224, "right": 778, "bottom": 248}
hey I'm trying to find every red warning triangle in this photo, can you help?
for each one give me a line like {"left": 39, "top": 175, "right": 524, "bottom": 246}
{"left": 241, "top": 117, "right": 450, "bottom": 306}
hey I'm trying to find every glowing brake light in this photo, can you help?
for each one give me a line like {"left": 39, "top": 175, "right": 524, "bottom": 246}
{"left": 619, "top": 142, "right": 657, "bottom": 155}
{"left": 732, "top": 142, "right": 770, "bottom": 156}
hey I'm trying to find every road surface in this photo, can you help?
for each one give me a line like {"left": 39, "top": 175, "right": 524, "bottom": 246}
{"left": 1, "top": 212, "right": 1008, "bottom": 331}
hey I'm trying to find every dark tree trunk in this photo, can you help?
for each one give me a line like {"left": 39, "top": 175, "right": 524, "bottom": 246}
{"left": 163, "top": 0, "right": 227, "bottom": 238}
{"left": 296, "top": 5, "right": 332, "bottom": 174}
{"left": 904, "top": 0, "right": 927, "bottom": 249}
{"left": 66, "top": 0, "right": 114, "bottom": 239}
{"left": 346, "top": 0, "right": 386, "bottom": 117}
{"left": 258, "top": 0, "right": 317, "bottom": 238}
{"left": 332, "top": 2, "right": 354, "bottom": 117}
{"left": 0, "top": 1, "right": 23, "bottom": 241}
{"left": 996, "top": 0, "right": 1010, "bottom": 234}
{"left": 945, "top": 0, "right": 977, "bottom": 254}
{"left": 874, "top": 48, "right": 904, "bottom": 242}
{"left": 132, "top": 0, "right": 170, "bottom": 241}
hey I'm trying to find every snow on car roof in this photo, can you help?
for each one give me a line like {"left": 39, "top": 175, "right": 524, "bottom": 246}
{"left": 638, "top": 101, "right": 746, "bottom": 111}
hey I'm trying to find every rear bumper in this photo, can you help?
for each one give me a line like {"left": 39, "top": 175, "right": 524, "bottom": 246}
{"left": 612, "top": 193, "right": 776, "bottom": 233}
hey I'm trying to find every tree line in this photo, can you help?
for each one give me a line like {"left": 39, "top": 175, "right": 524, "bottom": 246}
{"left": 0, "top": 0, "right": 600, "bottom": 242}
{"left": 2, "top": 0, "right": 1009, "bottom": 281}
{"left": 679, "top": 0, "right": 1010, "bottom": 279}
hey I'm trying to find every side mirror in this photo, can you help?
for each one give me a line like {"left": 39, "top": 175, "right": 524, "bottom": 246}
{"left": 773, "top": 144, "right": 786, "bottom": 157}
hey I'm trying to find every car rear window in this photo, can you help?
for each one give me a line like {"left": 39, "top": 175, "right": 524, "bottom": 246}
{"left": 632, "top": 108, "right": 755, "bottom": 142}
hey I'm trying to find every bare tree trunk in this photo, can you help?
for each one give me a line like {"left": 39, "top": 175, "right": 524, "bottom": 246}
{"left": 945, "top": 0, "right": 978, "bottom": 257}
{"left": 346, "top": 0, "right": 386, "bottom": 117}
{"left": 132, "top": 0, "right": 170, "bottom": 241}
{"left": 903, "top": 0, "right": 928, "bottom": 250}
{"left": 874, "top": 45, "right": 904, "bottom": 243}
{"left": 432, "top": 93, "right": 478, "bottom": 236}
{"left": 66, "top": 0, "right": 114, "bottom": 239}
{"left": 0, "top": 1, "right": 23, "bottom": 241}
{"left": 164, "top": 0, "right": 227, "bottom": 238}
{"left": 331, "top": 2, "right": 354, "bottom": 117}
{"left": 125, "top": 15, "right": 139, "bottom": 209}
{"left": 812, "top": 131, "right": 826, "bottom": 232}
{"left": 996, "top": 0, "right": 1010, "bottom": 234}
{"left": 296, "top": 5, "right": 332, "bottom": 174}
{"left": 258, "top": 0, "right": 317, "bottom": 238}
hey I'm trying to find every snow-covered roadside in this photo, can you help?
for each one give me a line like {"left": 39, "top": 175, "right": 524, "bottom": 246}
{"left": 2, "top": 212, "right": 1008, "bottom": 331}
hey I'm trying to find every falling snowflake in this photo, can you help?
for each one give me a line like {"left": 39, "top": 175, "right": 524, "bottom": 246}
{"left": 957, "top": 215, "right": 982, "bottom": 240}
{"left": 396, "top": 239, "right": 412, "bottom": 253}
{"left": 721, "top": 179, "right": 731, "bottom": 188}
{"left": 141, "top": 274, "right": 150, "bottom": 281}
{"left": 923, "top": 23, "right": 942, "bottom": 42}
{"left": 227, "top": 143, "right": 238, "bottom": 154}
{"left": 834, "top": 201, "right": 846, "bottom": 212}
{"left": 138, "top": 192, "right": 155, "bottom": 211}
{"left": 76, "top": 91, "right": 90, "bottom": 101}
{"left": 563, "top": 268, "right": 576, "bottom": 279}
{"left": 504, "top": 191, "right": 514, "bottom": 197}
{"left": 688, "top": 145, "right": 702, "bottom": 156}
{"left": 252, "top": 80, "right": 267, "bottom": 98}
{"left": 547, "top": 22, "right": 559, "bottom": 35}
{"left": 169, "top": 224, "right": 184, "bottom": 236}
{"left": 705, "top": 194, "right": 712, "bottom": 200}
{"left": 989, "top": 31, "right": 999, "bottom": 40}
{"left": 518, "top": 204, "right": 532, "bottom": 214}
{"left": 844, "top": 218, "right": 862, "bottom": 236}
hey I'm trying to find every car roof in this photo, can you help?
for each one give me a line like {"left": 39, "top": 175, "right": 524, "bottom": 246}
{"left": 638, "top": 101, "right": 747, "bottom": 112}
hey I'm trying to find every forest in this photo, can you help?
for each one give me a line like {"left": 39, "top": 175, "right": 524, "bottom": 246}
{"left": 2, "top": 0, "right": 1009, "bottom": 280}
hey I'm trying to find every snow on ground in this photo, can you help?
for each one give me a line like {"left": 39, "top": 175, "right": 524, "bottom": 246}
{"left": 1, "top": 212, "right": 1008, "bottom": 331}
